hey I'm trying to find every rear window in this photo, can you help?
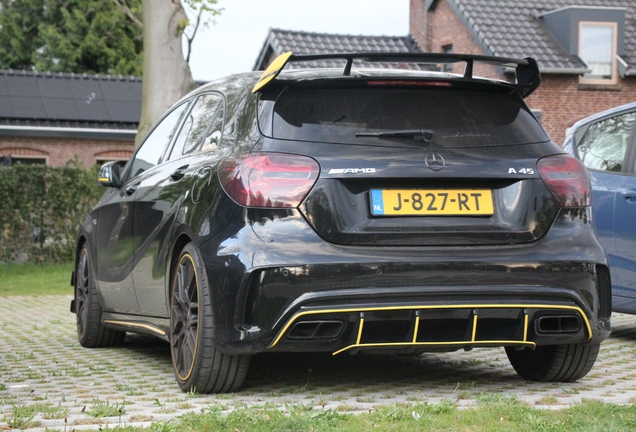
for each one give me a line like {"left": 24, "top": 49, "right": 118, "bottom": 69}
{"left": 264, "top": 86, "right": 549, "bottom": 148}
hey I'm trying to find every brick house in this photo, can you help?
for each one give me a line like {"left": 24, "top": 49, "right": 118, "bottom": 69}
{"left": 0, "top": 70, "right": 140, "bottom": 167}
{"left": 412, "top": 0, "right": 636, "bottom": 144}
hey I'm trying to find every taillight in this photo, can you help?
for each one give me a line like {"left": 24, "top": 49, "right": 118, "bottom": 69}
{"left": 218, "top": 153, "right": 320, "bottom": 208}
{"left": 537, "top": 155, "right": 591, "bottom": 207}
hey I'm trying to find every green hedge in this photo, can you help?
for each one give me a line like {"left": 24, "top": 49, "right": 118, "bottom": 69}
{"left": 0, "top": 164, "right": 104, "bottom": 264}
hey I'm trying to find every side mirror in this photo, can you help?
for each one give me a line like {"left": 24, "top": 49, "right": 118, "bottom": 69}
{"left": 98, "top": 161, "right": 122, "bottom": 188}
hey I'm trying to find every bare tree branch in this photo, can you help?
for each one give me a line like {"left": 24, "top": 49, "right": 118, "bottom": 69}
{"left": 184, "top": 7, "right": 203, "bottom": 64}
{"left": 111, "top": 0, "right": 143, "bottom": 29}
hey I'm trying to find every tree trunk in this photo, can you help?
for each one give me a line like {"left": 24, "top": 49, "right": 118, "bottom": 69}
{"left": 136, "top": 0, "right": 194, "bottom": 146}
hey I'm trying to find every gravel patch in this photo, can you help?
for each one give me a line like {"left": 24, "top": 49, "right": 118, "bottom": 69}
{"left": 1, "top": 295, "right": 636, "bottom": 430}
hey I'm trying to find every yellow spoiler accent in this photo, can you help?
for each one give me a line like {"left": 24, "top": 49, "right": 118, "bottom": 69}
{"left": 252, "top": 51, "right": 293, "bottom": 93}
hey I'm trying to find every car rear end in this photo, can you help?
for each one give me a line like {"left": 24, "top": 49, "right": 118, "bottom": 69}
{"left": 208, "top": 59, "right": 611, "bottom": 382}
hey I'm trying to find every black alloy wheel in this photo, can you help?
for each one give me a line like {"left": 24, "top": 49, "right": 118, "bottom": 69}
{"left": 75, "top": 246, "right": 125, "bottom": 347}
{"left": 170, "top": 251, "right": 199, "bottom": 382}
{"left": 169, "top": 243, "right": 250, "bottom": 393}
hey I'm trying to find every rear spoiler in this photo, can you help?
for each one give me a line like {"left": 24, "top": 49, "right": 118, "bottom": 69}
{"left": 252, "top": 51, "right": 541, "bottom": 98}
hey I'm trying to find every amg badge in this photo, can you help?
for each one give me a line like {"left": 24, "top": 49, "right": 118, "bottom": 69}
{"left": 328, "top": 168, "right": 376, "bottom": 174}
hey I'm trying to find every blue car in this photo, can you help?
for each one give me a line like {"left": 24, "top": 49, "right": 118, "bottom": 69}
{"left": 564, "top": 102, "right": 636, "bottom": 314}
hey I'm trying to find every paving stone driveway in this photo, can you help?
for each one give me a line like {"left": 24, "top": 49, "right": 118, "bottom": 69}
{"left": 2, "top": 295, "right": 636, "bottom": 431}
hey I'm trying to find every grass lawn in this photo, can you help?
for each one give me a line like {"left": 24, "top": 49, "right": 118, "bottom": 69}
{"left": 92, "top": 400, "right": 636, "bottom": 431}
{"left": 0, "top": 262, "right": 73, "bottom": 296}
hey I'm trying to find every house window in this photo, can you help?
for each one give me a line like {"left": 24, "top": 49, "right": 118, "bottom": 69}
{"left": 95, "top": 150, "right": 133, "bottom": 167}
{"left": 579, "top": 22, "right": 617, "bottom": 84}
{"left": 12, "top": 157, "right": 46, "bottom": 165}
{"left": 96, "top": 159, "right": 128, "bottom": 168}
{"left": 0, "top": 154, "right": 47, "bottom": 166}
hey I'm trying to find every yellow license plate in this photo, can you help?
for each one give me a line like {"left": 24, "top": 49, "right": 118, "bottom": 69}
{"left": 370, "top": 189, "right": 494, "bottom": 216}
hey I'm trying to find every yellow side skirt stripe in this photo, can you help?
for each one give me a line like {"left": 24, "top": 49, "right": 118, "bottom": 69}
{"left": 104, "top": 320, "right": 166, "bottom": 336}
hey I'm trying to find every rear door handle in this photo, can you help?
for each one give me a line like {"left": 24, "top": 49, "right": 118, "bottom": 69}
{"left": 170, "top": 165, "right": 189, "bottom": 181}
{"left": 124, "top": 184, "right": 139, "bottom": 196}
{"left": 622, "top": 189, "right": 636, "bottom": 203}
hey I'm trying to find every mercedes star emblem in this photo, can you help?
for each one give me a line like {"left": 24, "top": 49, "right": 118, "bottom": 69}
{"left": 425, "top": 153, "right": 445, "bottom": 171}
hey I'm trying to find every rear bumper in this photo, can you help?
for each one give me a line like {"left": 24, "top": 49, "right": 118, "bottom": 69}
{"left": 198, "top": 207, "right": 611, "bottom": 355}
{"left": 220, "top": 280, "right": 610, "bottom": 356}
{"left": 265, "top": 288, "right": 599, "bottom": 355}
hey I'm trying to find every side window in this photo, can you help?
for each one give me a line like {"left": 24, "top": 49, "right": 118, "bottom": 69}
{"left": 168, "top": 93, "right": 224, "bottom": 160}
{"left": 201, "top": 100, "right": 225, "bottom": 151}
{"left": 577, "top": 112, "right": 636, "bottom": 172}
{"left": 127, "top": 102, "right": 189, "bottom": 180}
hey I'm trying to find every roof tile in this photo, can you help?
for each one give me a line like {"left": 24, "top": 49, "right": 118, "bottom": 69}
{"left": 254, "top": 28, "right": 429, "bottom": 71}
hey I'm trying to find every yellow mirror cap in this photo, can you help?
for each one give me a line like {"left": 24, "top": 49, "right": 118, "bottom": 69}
{"left": 252, "top": 51, "right": 293, "bottom": 93}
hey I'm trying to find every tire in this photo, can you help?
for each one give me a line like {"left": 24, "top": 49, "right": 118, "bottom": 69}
{"left": 169, "top": 243, "right": 250, "bottom": 393}
{"left": 506, "top": 343, "right": 600, "bottom": 382}
{"left": 75, "top": 247, "right": 125, "bottom": 348}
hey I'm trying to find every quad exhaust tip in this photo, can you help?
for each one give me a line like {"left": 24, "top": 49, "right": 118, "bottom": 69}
{"left": 287, "top": 320, "right": 344, "bottom": 340}
{"left": 536, "top": 315, "right": 581, "bottom": 334}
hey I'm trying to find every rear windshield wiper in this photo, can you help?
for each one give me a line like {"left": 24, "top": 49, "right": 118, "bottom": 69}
{"left": 355, "top": 129, "right": 434, "bottom": 142}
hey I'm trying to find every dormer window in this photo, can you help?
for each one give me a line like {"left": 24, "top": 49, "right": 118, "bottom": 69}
{"left": 579, "top": 21, "right": 618, "bottom": 84}
{"left": 538, "top": 6, "right": 625, "bottom": 86}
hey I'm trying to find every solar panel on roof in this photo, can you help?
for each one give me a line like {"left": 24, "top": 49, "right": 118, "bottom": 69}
{"left": 70, "top": 79, "right": 106, "bottom": 102}
{"left": 10, "top": 96, "right": 46, "bottom": 119}
{"left": 7, "top": 75, "right": 40, "bottom": 97}
{"left": 107, "top": 101, "right": 141, "bottom": 123}
{"left": 0, "top": 76, "right": 9, "bottom": 98}
{"left": 100, "top": 80, "right": 139, "bottom": 102}
{"left": 42, "top": 98, "right": 80, "bottom": 120}
{"left": 38, "top": 76, "right": 73, "bottom": 98}
{"left": 0, "top": 72, "right": 141, "bottom": 125}
{"left": 74, "top": 100, "right": 111, "bottom": 122}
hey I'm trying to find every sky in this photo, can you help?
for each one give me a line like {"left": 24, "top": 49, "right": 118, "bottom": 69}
{"left": 187, "top": 0, "right": 410, "bottom": 82}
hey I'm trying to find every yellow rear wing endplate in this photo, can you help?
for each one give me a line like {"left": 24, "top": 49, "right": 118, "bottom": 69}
{"left": 252, "top": 51, "right": 293, "bottom": 93}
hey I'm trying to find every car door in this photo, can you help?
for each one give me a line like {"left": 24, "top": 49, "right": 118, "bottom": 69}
{"left": 101, "top": 101, "right": 189, "bottom": 314}
{"left": 611, "top": 121, "right": 636, "bottom": 311}
{"left": 92, "top": 183, "right": 139, "bottom": 314}
{"left": 574, "top": 109, "right": 636, "bottom": 311}
{"left": 131, "top": 92, "right": 226, "bottom": 317}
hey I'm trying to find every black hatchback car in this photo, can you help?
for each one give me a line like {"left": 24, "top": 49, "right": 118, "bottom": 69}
{"left": 72, "top": 52, "right": 611, "bottom": 393}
